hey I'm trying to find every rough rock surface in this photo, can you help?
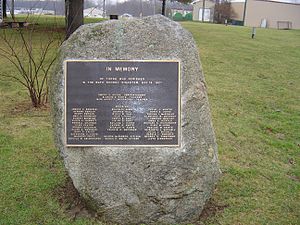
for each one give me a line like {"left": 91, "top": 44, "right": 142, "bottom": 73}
{"left": 50, "top": 15, "right": 220, "bottom": 224}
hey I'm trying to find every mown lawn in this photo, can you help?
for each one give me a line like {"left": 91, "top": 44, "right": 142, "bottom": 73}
{"left": 181, "top": 22, "right": 300, "bottom": 224}
{"left": 0, "top": 17, "right": 299, "bottom": 225}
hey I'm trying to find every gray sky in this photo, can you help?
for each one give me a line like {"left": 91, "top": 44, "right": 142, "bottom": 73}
{"left": 230, "top": 0, "right": 300, "bottom": 3}
{"left": 16, "top": 0, "right": 300, "bottom": 4}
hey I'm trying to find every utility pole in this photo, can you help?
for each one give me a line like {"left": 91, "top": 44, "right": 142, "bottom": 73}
{"left": 3, "top": 0, "right": 7, "bottom": 18}
{"left": 140, "top": 0, "right": 143, "bottom": 17}
{"left": 202, "top": 0, "right": 205, "bottom": 22}
{"left": 103, "top": 0, "right": 106, "bottom": 18}
{"left": 11, "top": 0, "right": 14, "bottom": 19}
{"left": 0, "top": 0, "right": 3, "bottom": 22}
{"left": 242, "top": 0, "right": 248, "bottom": 26}
{"left": 162, "top": 0, "right": 166, "bottom": 16}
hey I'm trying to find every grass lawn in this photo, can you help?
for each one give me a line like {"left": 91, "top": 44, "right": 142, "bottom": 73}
{"left": 181, "top": 22, "right": 300, "bottom": 224}
{"left": 0, "top": 17, "right": 299, "bottom": 224}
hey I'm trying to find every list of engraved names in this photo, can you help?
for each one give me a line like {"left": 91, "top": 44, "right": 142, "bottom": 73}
{"left": 65, "top": 60, "right": 180, "bottom": 146}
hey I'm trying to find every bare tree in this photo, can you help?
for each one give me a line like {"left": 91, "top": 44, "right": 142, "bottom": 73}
{"left": 2, "top": 0, "right": 15, "bottom": 19}
{"left": 10, "top": 0, "right": 15, "bottom": 19}
{"left": 65, "top": 0, "right": 84, "bottom": 39}
{"left": 214, "top": 0, "right": 236, "bottom": 23}
{"left": 0, "top": 16, "right": 63, "bottom": 107}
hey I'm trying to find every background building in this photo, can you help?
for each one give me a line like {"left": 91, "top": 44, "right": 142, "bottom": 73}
{"left": 231, "top": 0, "right": 300, "bottom": 29}
{"left": 84, "top": 7, "right": 104, "bottom": 18}
{"left": 168, "top": 1, "right": 193, "bottom": 20}
{"left": 192, "top": 0, "right": 215, "bottom": 22}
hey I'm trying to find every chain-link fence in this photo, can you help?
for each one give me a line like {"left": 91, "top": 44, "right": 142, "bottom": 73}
{"left": 3, "top": 0, "right": 193, "bottom": 21}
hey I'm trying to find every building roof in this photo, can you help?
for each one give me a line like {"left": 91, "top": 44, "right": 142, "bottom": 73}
{"left": 230, "top": 0, "right": 300, "bottom": 4}
{"left": 191, "top": 0, "right": 215, "bottom": 5}
{"left": 167, "top": 1, "right": 193, "bottom": 10}
{"left": 255, "top": 0, "right": 300, "bottom": 5}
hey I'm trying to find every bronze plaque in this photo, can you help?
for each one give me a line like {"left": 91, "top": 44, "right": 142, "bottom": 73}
{"left": 65, "top": 60, "right": 180, "bottom": 146}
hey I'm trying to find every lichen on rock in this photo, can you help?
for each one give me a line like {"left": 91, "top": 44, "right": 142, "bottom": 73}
{"left": 50, "top": 15, "right": 220, "bottom": 224}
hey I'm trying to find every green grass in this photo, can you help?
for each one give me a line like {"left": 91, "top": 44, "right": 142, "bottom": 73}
{"left": 181, "top": 22, "right": 300, "bottom": 224}
{"left": 0, "top": 17, "right": 299, "bottom": 224}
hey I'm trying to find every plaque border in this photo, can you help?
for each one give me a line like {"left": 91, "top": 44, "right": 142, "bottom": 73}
{"left": 64, "top": 59, "right": 181, "bottom": 147}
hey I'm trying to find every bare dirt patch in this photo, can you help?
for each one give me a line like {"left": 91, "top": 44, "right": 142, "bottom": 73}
{"left": 8, "top": 101, "right": 49, "bottom": 116}
{"left": 54, "top": 177, "right": 227, "bottom": 224}
{"left": 54, "top": 176, "right": 98, "bottom": 221}
{"left": 197, "top": 198, "right": 228, "bottom": 224}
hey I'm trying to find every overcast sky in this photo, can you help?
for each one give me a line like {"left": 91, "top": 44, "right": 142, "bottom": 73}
{"left": 91, "top": 0, "right": 300, "bottom": 3}
{"left": 14, "top": 0, "right": 300, "bottom": 4}
{"left": 230, "top": 0, "right": 300, "bottom": 2}
{"left": 50, "top": 0, "right": 300, "bottom": 3}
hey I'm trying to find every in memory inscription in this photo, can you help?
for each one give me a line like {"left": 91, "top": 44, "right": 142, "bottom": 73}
{"left": 65, "top": 60, "right": 180, "bottom": 146}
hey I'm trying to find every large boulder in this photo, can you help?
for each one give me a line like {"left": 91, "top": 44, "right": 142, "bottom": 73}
{"left": 50, "top": 15, "right": 220, "bottom": 224}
